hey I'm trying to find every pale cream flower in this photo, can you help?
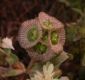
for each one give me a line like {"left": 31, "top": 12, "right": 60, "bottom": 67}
{"left": 1, "top": 37, "right": 14, "bottom": 50}
{"left": 43, "top": 63, "right": 54, "bottom": 80}
{"left": 28, "top": 63, "right": 59, "bottom": 80}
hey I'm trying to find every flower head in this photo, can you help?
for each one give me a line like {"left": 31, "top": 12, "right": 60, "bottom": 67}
{"left": 18, "top": 19, "right": 42, "bottom": 49}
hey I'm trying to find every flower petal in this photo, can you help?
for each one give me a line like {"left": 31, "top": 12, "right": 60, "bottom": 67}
{"left": 1, "top": 37, "right": 14, "bottom": 50}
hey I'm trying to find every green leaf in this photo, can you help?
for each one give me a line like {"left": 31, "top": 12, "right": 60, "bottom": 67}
{"left": 6, "top": 53, "right": 19, "bottom": 65}
{"left": 79, "top": 26, "right": 85, "bottom": 38}
{"left": 59, "top": 0, "right": 85, "bottom": 15}
{"left": 66, "top": 24, "right": 79, "bottom": 42}
{"left": 3, "top": 70, "right": 17, "bottom": 77}
{"left": 0, "top": 48, "right": 19, "bottom": 65}
{"left": 2, "top": 69, "right": 23, "bottom": 77}
{"left": 4, "top": 48, "right": 12, "bottom": 54}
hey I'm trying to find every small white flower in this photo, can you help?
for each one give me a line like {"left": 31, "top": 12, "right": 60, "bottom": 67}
{"left": 1, "top": 37, "right": 14, "bottom": 50}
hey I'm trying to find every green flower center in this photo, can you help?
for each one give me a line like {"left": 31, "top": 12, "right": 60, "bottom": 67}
{"left": 27, "top": 26, "right": 38, "bottom": 42}
{"left": 43, "top": 20, "right": 53, "bottom": 29}
{"left": 33, "top": 43, "right": 47, "bottom": 54}
{"left": 51, "top": 31, "right": 58, "bottom": 45}
{"left": 42, "top": 31, "right": 48, "bottom": 42}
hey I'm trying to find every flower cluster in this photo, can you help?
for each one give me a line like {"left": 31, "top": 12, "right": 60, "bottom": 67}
{"left": 18, "top": 12, "right": 65, "bottom": 62}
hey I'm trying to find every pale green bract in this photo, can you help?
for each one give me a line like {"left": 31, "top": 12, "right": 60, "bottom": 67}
{"left": 4, "top": 48, "right": 19, "bottom": 65}
{"left": 2, "top": 69, "right": 24, "bottom": 77}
